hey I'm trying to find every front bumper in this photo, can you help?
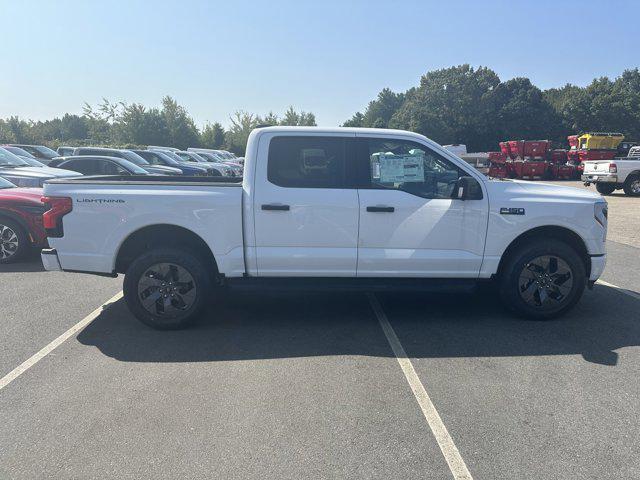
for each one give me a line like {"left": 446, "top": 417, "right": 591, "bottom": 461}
{"left": 582, "top": 174, "right": 617, "bottom": 184}
{"left": 41, "top": 248, "right": 62, "bottom": 271}
{"left": 589, "top": 254, "right": 606, "bottom": 281}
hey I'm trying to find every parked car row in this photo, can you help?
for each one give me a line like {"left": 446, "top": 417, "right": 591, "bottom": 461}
{"left": 0, "top": 143, "right": 246, "bottom": 187}
{"left": 0, "top": 147, "right": 79, "bottom": 187}
{"left": 0, "top": 143, "right": 245, "bottom": 263}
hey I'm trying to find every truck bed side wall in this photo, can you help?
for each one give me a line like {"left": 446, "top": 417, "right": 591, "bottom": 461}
{"left": 45, "top": 183, "right": 244, "bottom": 275}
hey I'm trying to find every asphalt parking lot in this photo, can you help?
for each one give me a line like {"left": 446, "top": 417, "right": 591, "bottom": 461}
{"left": 1, "top": 181, "right": 639, "bottom": 479}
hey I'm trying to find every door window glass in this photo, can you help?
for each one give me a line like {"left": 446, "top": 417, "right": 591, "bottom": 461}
{"left": 64, "top": 159, "right": 98, "bottom": 175}
{"left": 99, "top": 161, "right": 127, "bottom": 175}
{"left": 268, "top": 136, "right": 345, "bottom": 188}
{"left": 364, "top": 138, "right": 463, "bottom": 199}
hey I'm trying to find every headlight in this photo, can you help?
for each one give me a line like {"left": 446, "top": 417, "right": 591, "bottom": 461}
{"left": 594, "top": 201, "right": 608, "bottom": 229}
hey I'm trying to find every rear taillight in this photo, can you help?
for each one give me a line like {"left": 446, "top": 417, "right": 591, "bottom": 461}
{"left": 609, "top": 163, "right": 617, "bottom": 173}
{"left": 41, "top": 196, "right": 72, "bottom": 237}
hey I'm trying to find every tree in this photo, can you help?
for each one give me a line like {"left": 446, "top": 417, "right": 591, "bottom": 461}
{"left": 489, "top": 78, "right": 563, "bottom": 146}
{"left": 355, "top": 88, "right": 406, "bottom": 128}
{"left": 279, "top": 106, "right": 316, "bottom": 126}
{"left": 160, "top": 96, "right": 200, "bottom": 149}
{"left": 0, "top": 120, "right": 17, "bottom": 143}
{"left": 113, "top": 104, "right": 169, "bottom": 146}
{"left": 342, "top": 112, "right": 364, "bottom": 127}
{"left": 390, "top": 65, "right": 501, "bottom": 150}
{"left": 225, "top": 111, "right": 258, "bottom": 154}
{"left": 61, "top": 114, "right": 88, "bottom": 141}
{"left": 200, "top": 122, "right": 226, "bottom": 148}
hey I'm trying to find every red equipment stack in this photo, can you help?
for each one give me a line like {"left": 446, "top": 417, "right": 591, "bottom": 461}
{"left": 491, "top": 139, "right": 577, "bottom": 180}
{"left": 487, "top": 151, "right": 508, "bottom": 178}
{"left": 547, "top": 149, "right": 575, "bottom": 179}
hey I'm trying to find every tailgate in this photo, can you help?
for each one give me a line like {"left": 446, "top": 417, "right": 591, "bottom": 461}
{"left": 582, "top": 161, "right": 612, "bottom": 175}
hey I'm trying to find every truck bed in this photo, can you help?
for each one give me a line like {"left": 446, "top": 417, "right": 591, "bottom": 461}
{"left": 42, "top": 176, "right": 245, "bottom": 276}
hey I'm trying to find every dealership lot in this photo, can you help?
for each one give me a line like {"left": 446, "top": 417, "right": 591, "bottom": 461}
{"left": 1, "top": 181, "right": 639, "bottom": 479}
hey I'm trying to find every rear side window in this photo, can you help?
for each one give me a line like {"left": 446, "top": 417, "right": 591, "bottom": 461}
{"left": 268, "top": 136, "right": 346, "bottom": 188}
{"left": 63, "top": 159, "right": 98, "bottom": 175}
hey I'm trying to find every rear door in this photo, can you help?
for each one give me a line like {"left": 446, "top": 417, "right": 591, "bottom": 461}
{"left": 252, "top": 133, "right": 359, "bottom": 276}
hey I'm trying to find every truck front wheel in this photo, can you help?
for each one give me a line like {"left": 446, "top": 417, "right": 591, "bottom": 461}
{"left": 123, "top": 248, "right": 211, "bottom": 329}
{"left": 498, "top": 239, "right": 586, "bottom": 320}
{"left": 595, "top": 183, "right": 616, "bottom": 195}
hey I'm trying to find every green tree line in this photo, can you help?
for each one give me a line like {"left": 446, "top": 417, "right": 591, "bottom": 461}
{"left": 344, "top": 65, "right": 640, "bottom": 151}
{"left": 2, "top": 66, "right": 639, "bottom": 154}
{"left": 0, "top": 96, "right": 316, "bottom": 154}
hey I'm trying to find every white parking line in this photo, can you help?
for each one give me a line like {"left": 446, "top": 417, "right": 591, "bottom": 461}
{"left": 367, "top": 293, "right": 473, "bottom": 480}
{"left": 596, "top": 280, "right": 640, "bottom": 300}
{"left": 0, "top": 291, "right": 123, "bottom": 392}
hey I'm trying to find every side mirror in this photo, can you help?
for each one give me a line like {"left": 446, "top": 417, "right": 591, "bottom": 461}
{"left": 456, "top": 176, "right": 483, "bottom": 200}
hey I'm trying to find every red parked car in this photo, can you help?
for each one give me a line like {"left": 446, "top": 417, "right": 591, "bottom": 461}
{"left": 0, "top": 177, "right": 47, "bottom": 263}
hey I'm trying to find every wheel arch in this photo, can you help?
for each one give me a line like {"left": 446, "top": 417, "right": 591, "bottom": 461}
{"left": 114, "top": 224, "right": 219, "bottom": 278}
{"left": 496, "top": 225, "right": 591, "bottom": 279}
{"left": 0, "top": 210, "right": 31, "bottom": 239}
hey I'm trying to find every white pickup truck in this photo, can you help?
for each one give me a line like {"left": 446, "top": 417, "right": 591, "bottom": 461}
{"left": 40, "top": 127, "right": 608, "bottom": 329}
{"left": 582, "top": 157, "right": 640, "bottom": 196}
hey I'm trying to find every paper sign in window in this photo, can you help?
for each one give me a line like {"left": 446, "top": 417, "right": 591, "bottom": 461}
{"left": 379, "top": 154, "right": 425, "bottom": 183}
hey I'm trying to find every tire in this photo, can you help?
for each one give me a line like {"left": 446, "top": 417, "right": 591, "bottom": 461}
{"left": 498, "top": 239, "right": 586, "bottom": 320}
{"left": 123, "top": 248, "right": 211, "bottom": 330}
{"left": 596, "top": 183, "right": 616, "bottom": 195}
{"left": 622, "top": 174, "right": 640, "bottom": 197}
{"left": 0, "top": 217, "right": 30, "bottom": 264}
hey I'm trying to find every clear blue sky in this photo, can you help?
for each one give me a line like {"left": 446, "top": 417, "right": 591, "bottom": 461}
{"left": 1, "top": 0, "right": 637, "bottom": 128}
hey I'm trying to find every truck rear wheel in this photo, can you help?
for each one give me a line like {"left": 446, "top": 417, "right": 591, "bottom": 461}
{"left": 623, "top": 174, "right": 640, "bottom": 196}
{"left": 123, "top": 248, "right": 211, "bottom": 330}
{"left": 498, "top": 239, "right": 586, "bottom": 320}
{"left": 595, "top": 183, "right": 616, "bottom": 195}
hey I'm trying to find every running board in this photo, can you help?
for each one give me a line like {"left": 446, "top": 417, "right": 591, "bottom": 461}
{"left": 224, "top": 277, "right": 478, "bottom": 293}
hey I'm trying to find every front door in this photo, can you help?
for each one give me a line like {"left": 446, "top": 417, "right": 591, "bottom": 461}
{"left": 356, "top": 135, "right": 489, "bottom": 278}
{"left": 252, "top": 133, "right": 359, "bottom": 277}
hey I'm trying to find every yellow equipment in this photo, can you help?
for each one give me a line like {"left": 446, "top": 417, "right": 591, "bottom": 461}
{"left": 578, "top": 132, "right": 624, "bottom": 150}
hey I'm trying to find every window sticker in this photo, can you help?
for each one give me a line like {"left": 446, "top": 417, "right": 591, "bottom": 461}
{"left": 378, "top": 153, "right": 425, "bottom": 183}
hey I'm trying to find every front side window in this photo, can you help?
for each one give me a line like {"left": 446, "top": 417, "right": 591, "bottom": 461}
{"left": 99, "top": 161, "right": 127, "bottom": 175}
{"left": 364, "top": 138, "right": 464, "bottom": 199}
{"left": 268, "top": 136, "right": 345, "bottom": 188}
{"left": 139, "top": 152, "right": 161, "bottom": 165}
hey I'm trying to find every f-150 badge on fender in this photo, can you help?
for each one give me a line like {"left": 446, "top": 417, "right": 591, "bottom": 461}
{"left": 500, "top": 207, "right": 525, "bottom": 215}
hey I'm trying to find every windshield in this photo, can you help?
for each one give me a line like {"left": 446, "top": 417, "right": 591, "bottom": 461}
{"left": 176, "top": 151, "right": 206, "bottom": 163}
{"left": 0, "top": 177, "right": 16, "bottom": 189}
{"left": 196, "top": 152, "right": 223, "bottom": 163}
{"left": 3, "top": 146, "right": 36, "bottom": 158}
{"left": 119, "top": 159, "right": 149, "bottom": 175}
{"left": 152, "top": 151, "right": 180, "bottom": 166}
{"left": 0, "top": 148, "right": 30, "bottom": 166}
{"left": 20, "top": 157, "right": 47, "bottom": 167}
{"left": 211, "top": 152, "right": 226, "bottom": 161}
{"left": 120, "top": 150, "right": 149, "bottom": 166}
{"left": 33, "top": 145, "right": 59, "bottom": 158}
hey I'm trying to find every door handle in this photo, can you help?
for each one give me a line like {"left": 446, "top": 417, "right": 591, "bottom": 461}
{"left": 261, "top": 204, "right": 290, "bottom": 211}
{"left": 366, "top": 205, "right": 395, "bottom": 213}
